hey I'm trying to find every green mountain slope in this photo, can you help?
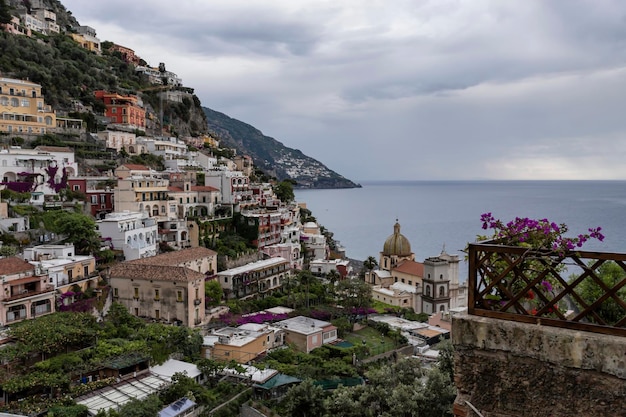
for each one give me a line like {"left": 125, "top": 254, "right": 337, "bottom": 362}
{"left": 203, "top": 107, "right": 360, "bottom": 189}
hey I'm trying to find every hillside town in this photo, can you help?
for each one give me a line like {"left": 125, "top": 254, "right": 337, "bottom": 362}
{"left": 0, "top": 3, "right": 470, "bottom": 416}
{"left": 1, "top": 2, "right": 624, "bottom": 417}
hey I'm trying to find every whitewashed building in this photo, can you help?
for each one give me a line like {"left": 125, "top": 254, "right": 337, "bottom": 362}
{"left": 96, "top": 211, "right": 158, "bottom": 261}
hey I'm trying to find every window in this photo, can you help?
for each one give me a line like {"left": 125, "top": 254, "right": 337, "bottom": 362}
{"left": 10, "top": 98, "right": 18, "bottom": 106}
{"left": 224, "top": 277, "right": 228, "bottom": 283}
{"left": 134, "top": 287, "right": 139, "bottom": 298}
{"left": 111, "top": 107, "right": 117, "bottom": 113}
{"left": 154, "top": 289, "right": 160, "bottom": 300}
{"left": 91, "top": 195, "right": 97, "bottom": 204}
{"left": 21, "top": 99, "right": 29, "bottom": 107}
{"left": 177, "top": 290, "right": 183, "bottom": 302}
{"left": 100, "top": 195, "right": 106, "bottom": 203}
{"left": 440, "top": 274, "right": 444, "bottom": 280}
{"left": 195, "top": 288, "right": 199, "bottom": 299}
{"left": 73, "top": 185, "right": 80, "bottom": 191}
{"left": 439, "top": 286, "right": 445, "bottom": 297}
{"left": 155, "top": 309, "right": 160, "bottom": 319}
{"left": 134, "top": 307, "right": 139, "bottom": 316}
{"left": 426, "top": 285, "right": 431, "bottom": 296}
{"left": 114, "top": 288, "right": 118, "bottom": 297}
{"left": 67, "top": 270, "right": 73, "bottom": 281}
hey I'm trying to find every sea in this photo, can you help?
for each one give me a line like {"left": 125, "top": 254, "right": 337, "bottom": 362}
{"left": 294, "top": 180, "right": 626, "bottom": 282}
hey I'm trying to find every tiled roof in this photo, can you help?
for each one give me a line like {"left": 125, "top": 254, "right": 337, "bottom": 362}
{"left": 167, "top": 186, "right": 183, "bottom": 192}
{"left": 0, "top": 257, "right": 34, "bottom": 275}
{"left": 393, "top": 260, "right": 424, "bottom": 277}
{"left": 109, "top": 263, "right": 205, "bottom": 282}
{"left": 128, "top": 247, "right": 217, "bottom": 267}
{"left": 191, "top": 185, "right": 220, "bottom": 192}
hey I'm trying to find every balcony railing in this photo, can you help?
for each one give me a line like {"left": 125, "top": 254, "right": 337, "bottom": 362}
{"left": 467, "top": 241, "right": 626, "bottom": 337}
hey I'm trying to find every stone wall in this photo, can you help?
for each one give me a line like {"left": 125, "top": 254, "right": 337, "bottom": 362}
{"left": 451, "top": 314, "right": 626, "bottom": 417}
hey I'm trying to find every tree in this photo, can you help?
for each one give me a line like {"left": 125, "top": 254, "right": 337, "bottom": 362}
{"left": 336, "top": 277, "right": 372, "bottom": 311}
{"left": 281, "top": 379, "right": 325, "bottom": 417}
{"left": 116, "top": 395, "right": 162, "bottom": 417}
{"left": 47, "top": 404, "right": 90, "bottom": 417}
{"left": 363, "top": 255, "right": 378, "bottom": 271}
{"left": 362, "top": 255, "right": 378, "bottom": 280}
{"left": 160, "top": 372, "right": 215, "bottom": 406}
{"left": 205, "top": 280, "right": 223, "bottom": 306}
{"left": 102, "top": 303, "right": 145, "bottom": 338}
{"left": 53, "top": 211, "right": 101, "bottom": 255}
{"left": 0, "top": 245, "right": 18, "bottom": 257}
{"left": 274, "top": 180, "right": 295, "bottom": 203}
{"left": 573, "top": 261, "right": 626, "bottom": 326}
{"left": 0, "top": 0, "right": 12, "bottom": 25}
{"left": 326, "top": 269, "right": 340, "bottom": 298}
{"left": 436, "top": 339, "right": 455, "bottom": 382}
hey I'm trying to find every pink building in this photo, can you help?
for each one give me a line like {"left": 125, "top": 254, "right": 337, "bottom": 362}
{"left": 0, "top": 257, "right": 55, "bottom": 326}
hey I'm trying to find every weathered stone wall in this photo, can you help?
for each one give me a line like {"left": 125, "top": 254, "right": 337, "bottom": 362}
{"left": 451, "top": 314, "right": 626, "bottom": 417}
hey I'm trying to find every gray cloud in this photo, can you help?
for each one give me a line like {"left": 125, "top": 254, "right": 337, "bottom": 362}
{"left": 62, "top": 0, "right": 626, "bottom": 180}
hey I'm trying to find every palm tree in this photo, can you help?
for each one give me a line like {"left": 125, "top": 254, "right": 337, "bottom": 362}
{"left": 363, "top": 256, "right": 378, "bottom": 282}
{"left": 326, "top": 269, "right": 340, "bottom": 299}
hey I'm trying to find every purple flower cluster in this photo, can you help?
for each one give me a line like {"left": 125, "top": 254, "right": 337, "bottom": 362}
{"left": 349, "top": 307, "right": 377, "bottom": 316}
{"left": 480, "top": 213, "right": 604, "bottom": 252}
{"left": 309, "top": 309, "right": 332, "bottom": 320}
{"left": 236, "top": 312, "right": 288, "bottom": 325}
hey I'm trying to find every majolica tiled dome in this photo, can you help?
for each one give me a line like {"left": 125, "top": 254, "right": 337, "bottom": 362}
{"left": 383, "top": 221, "right": 412, "bottom": 256}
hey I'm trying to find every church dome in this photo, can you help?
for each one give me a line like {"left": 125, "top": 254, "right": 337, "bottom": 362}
{"left": 382, "top": 221, "right": 412, "bottom": 256}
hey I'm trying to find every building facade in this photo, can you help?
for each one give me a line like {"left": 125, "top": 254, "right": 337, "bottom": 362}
{"left": 96, "top": 211, "right": 158, "bottom": 261}
{"left": 0, "top": 257, "right": 55, "bottom": 326}
{"left": 110, "top": 263, "right": 206, "bottom": 327}
{"left": 94, "top": 90, "right": 145, "bottom": 129}
{"left": 274, "top": 316, "right": 338, "bottom": 353}
{"left": 0, "top": 77, "right": 56, "bottom": 135}
{"left": 217, "top": 257, "right": 291, "bottom": 300}
{"left": 23, "top": 244, "right": 99, "bottom": 295}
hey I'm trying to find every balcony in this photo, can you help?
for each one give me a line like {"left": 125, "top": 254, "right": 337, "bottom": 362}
{"left": 193, "top": 299, "right": 202, "bottom": 306}
{"left": 456, "top": 241, "right": 626, "bottom": 417}
{"left": 467, "top": 241, "right": 626, "bottom": 337}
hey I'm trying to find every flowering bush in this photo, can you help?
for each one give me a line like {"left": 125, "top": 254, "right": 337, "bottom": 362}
{"left": 476, "top": 213, "right": 605, "bottom": 318}
{"left": 480, "top": 213, "right": 604, "bottom": 253}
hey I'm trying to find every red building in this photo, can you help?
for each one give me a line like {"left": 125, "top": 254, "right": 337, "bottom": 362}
{"left": 109, "top": 44, "right": 141, "bottom": 65}
{"left": 68, "top": 178, "right": 115, "bottom": 219}
{"left": 94, "top": 90, "right": 146, "bottom": 128}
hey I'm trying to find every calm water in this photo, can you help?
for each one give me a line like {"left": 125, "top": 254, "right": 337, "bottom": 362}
{"left": 295, "top": 181, "right": 626, "bottom": 281}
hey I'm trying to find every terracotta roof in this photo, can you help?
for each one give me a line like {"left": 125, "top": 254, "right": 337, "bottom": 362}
{"left": 393, "top": 260, "right": 423, "bottom": 277}
{"left": 109, "top": 263, "right": 205, "bottom": 282}
{"left": 191, "top": 185, "right": 219, "bottom": 192}
{"left": 119, "top": 164, "right": 149, "bottom": 171}
{"left": 34, "top": 146, "right": 73, "bottom": 153}
{"left": 0, "top": 257, "right": 35, "bottom": 275}
{"left": 168, "top": 186, "right": 183, "bottom": 192}
{"left": 128, "top": 247, "right": 217, "bottom": 267}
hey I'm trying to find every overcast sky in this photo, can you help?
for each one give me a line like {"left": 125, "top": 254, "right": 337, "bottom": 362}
{"left": 61, "top": 0, "right": 626, "bottom": 182}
